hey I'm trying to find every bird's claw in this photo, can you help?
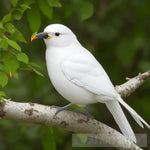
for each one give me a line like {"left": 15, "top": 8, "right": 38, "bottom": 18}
{"left": 50, "top": 105, "right": 67, "bottom": 116}
{"left": 70, "top": 110, "right": 92, "bottom": 121}
{"left": 50, "top": 103, "right": 74, "bottom": 117}
{"left": 50, "top": 103, "right": 91, "bottom": 121}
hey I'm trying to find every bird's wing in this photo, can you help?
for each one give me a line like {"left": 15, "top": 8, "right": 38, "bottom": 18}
{"left": 61, "top": 50, "right": 118, "bottom": 100}
{"left": 62, "top": 49, "right": 150, "bottom": 133}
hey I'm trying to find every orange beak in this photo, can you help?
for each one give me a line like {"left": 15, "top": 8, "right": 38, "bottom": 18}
{"left": 31, "top": 36, "right": 38, "bottom": 42}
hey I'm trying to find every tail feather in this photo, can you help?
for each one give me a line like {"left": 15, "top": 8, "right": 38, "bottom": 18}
{"left": 130, "top": 114, "right": 144, "bottom": 128}
{"left": 106, "top": 101, "right": 136, "bottom": 143}
{"left": 118, "top": 97, "right": 150, "bottom": 129}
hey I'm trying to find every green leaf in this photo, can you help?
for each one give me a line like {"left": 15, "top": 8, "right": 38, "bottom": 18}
{"left": 18, "top": 4, "right": 31, "bottom": 15}
{"left": 2, "top": 52, "right": 20, "bottom": 75}
{"left": 0, "top": 37, "right": 8, "bottom": 50}
{"left": 40, "top": 126, "right": 56, "bottom": 150}
{"left": 13, "top": 71, "right": 19, "bottom": 79}
{"left": 0, "top": 72, "right": 8, "bottom": 87}
{"left": 30, "top": 66, "right": 44, "bottom": 77}
{"left": 11, "top": 28, "right": 27, "bottom": 43}
{"left": 2, "top": 13, "right": 12, "bottom": 23}
{"left": 0, "top": 91, "right": 6, "bottom": 97}
{"left": 20, "top": 4, "right": 31, "bottom": 11}
{"left": 47, "top": 0, "right": 61, "bottom": 7}
{"left": 5, "top": 23, "right": 26, "bottom": 43}
{"left": 23, "top": 0, "right": 35, "bottom": 5}
{"left": 0, "top": 22, "right": 4, "bottom": 29}
{"left": 10, "top": 0, "right": 18, "bottom": 7}
{"left": 12, "top": 11, "right": 22, "bottom": 20}
{"left": 26, "top": 5, "right": 41, "bottom": 32}
{"left": 29, "top": 62, "right": 40, "bottom": 68}
{"left": 80, "top": 2, "right": 94, "bottom": 21}
{"left": 29, "top": 65, "right": 44, "bottom": 77}
{"left": 6, "top": 38, "right": 21, "bottom": 51}
{"left": 0, "top": 64, "right": 4, "bottom": 71}
{"left": 17, "top": 53, "right": 29, "bottom": 64}
{"left": 39, "top": 0, "right": 53, "bottom": 20}
{"left": 5, "top": 23, "right": 15, "bottom": 34}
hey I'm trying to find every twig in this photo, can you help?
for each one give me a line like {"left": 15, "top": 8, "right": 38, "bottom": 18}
{"left": 115, "top": 70, "right": 150, "bottom": 97}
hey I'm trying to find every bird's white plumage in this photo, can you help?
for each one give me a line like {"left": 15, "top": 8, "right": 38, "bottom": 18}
{"left": 62, "top": 49, "right": 119, "bottom": 102}
{"left": 42, "top": 24, "right": 150, "bottom": 143}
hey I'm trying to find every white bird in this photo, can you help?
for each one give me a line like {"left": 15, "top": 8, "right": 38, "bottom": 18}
{"left": 31, "top": 24, "right": 150, "bottom": 143}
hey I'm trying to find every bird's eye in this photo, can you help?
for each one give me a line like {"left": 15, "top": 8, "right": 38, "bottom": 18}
{"left": 55, "top": 32, "right": 60, "bottom": 36}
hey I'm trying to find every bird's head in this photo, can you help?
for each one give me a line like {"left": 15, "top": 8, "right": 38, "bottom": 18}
{"left": 31, "top": 24, "right": 77, "bottom": 47}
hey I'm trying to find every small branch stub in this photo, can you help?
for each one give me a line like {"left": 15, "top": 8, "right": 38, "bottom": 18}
{"left": 115, "top": 70, "right": 150, "bottom": 97}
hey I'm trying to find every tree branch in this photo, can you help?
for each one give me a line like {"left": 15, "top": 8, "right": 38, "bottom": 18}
{"left": 115, "top": 70, "right": 150, "bottom": 97}
{"left": 0, "top": 99, "right": 142, "bottom": 150}
{"left": 0, "top": 71, "right": 150, "bottom": 150}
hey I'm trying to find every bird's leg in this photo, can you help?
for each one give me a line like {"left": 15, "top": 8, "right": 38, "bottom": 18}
{"left": 82, "top": 104, "right": 91, "bottom": 121}
{"left": 51, "top": 103, "right": 91, "bottom": 120}
{"left": 51, "top": 103, "right": 74, "bottom": 116}
{"left": 71, "top": 104, "right": 91, "bottom": 121}
{"left": 85, "top": 104, "right": 91, "bottom": 120}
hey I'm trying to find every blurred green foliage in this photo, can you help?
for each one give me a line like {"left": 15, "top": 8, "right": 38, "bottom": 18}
{"left": 0, "top": 0, "right": 150, "bottom": 150}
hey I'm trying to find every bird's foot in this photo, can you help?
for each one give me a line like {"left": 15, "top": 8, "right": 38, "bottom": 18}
{"left": 50, "top": 103, "right": 92, "bottom": 121}
{"left": 54, "top": 106, "right": 67, "bottom": 116}
{"left": 50, "top": 103, "right": 74, "bottom": 116}
{"left": 71, "top": 110, "right": 92, "bottom": 121}
{"left": 50, "top": 105, "right": 60, "bottom": 109}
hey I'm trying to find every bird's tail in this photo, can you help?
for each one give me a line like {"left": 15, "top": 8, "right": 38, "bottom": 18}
{"left": 117, "top": 97, "right": 150, "bottom": 129}
{"left": 106, "top": 101, "right": 136, "bottom": 143}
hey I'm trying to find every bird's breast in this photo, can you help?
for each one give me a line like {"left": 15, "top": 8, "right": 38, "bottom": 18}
{"left": 45, "top": 48, "right": 96, "bottom": 105}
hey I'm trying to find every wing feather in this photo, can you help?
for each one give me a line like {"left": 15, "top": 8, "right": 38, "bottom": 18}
{"left": 61, "top": 51, "right": 118, "bottom": 100}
